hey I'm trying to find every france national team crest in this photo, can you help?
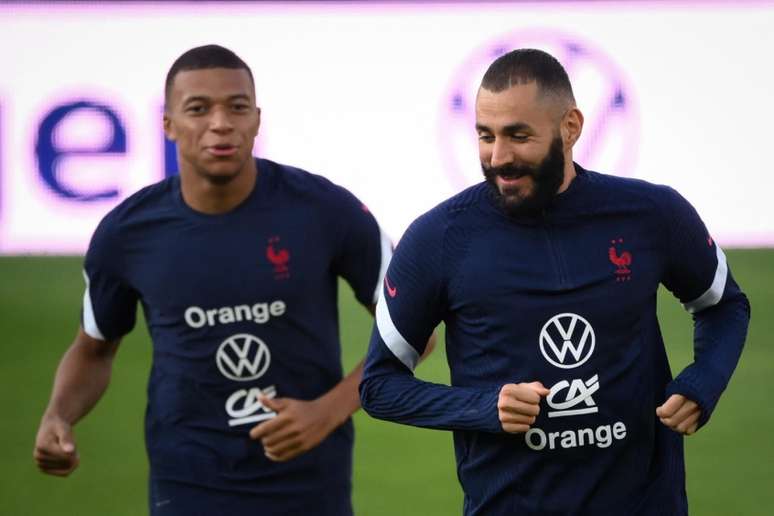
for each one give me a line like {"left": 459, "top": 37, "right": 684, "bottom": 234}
{"left": 266, "top": 236, "right": 291, "bottom": 280}
{"left": 440, "top": 29, "right": 639, "bottom": 191}
{"left": 608, "top": 237, "right": 632, "bottom": 282}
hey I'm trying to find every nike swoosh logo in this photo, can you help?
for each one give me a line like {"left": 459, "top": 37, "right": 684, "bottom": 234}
{"left": 384, "top": 276, "right": 397, "bottom": 298}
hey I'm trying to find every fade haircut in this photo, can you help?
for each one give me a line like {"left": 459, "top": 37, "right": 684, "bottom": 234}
{"left": 164, "top": 44, "right": 255, "bottom": 107}
{"left": 480, "top": 48, "right": 575, "bottom": 107}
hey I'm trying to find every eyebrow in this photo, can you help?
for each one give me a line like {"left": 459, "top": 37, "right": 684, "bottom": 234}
{"left": 475, "top": 122, "right": 533, "bottom": 133}
{"left": 182, "top": 94, "right": 252, "bottom": 105}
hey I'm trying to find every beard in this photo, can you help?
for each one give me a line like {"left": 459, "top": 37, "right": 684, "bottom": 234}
{"left": 482, "top": 136, "right": 566, "bottom": 217}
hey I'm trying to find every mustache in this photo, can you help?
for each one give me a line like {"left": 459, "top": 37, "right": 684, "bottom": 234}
{"left": 482, "top": 163, "right": 539, "bottom": 179}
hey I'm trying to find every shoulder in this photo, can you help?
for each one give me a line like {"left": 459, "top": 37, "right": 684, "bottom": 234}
{"left": 399, "top": 182, "right": 490, "bottom": 250}
{"left": 410, "top": 182, "right": 490, "bottom": 233}
{"left": 260, "top": 158, "right": 361, "bottom": 207}
{"left": 580, "top": 168, "right": 689, "bottom": 214}
{"left": 91, "top": 177, "right": 177, "bottom": 245}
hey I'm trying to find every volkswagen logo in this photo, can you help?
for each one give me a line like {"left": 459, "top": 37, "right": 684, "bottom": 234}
{"left": 215, "top": 333, "right": 271, "bottom": 381}
{"left": 539, "top": 313, "right": 595, "bottom": 369}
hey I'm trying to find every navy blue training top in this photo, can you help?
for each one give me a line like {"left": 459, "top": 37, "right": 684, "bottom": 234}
{"left": 360, "top": 164, "right": 750, "bottom": 516}
{"left": 82, "top": 158, "right": 391, "bottom": 514}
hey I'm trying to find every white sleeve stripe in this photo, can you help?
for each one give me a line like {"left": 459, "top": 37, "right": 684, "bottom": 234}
{"left": 81, "top": 270, "right": 106, "bottom": 341}
{"left": 683, "top": 245, "right": 728, "bottom": 314}
{"left": 372, "top": 225, "right": 393, "bottom": 305}
{"left": 375, "top": 290, "right": 419, "bottom": 371}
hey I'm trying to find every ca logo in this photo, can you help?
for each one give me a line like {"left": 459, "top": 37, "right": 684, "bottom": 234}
{"left": 226, "top": 385, "right": 277, "bottom": 427}
{"left": 216, "top": 333, "right": 271, "bottom": 381}
{"left": 539, "top": 313, "right": 595, "bottom": 369}
{"left": 547, "top": 375, "right": 600, "bottom": 418}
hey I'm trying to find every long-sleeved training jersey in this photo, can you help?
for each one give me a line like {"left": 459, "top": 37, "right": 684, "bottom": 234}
{"left": 360, "top": 164, "right": 750, "bottom": 516}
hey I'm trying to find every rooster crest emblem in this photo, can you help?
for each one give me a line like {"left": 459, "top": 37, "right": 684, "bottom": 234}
{"left": 608, "top": 238, "right": 632, "bottom": 282}
{"left": 266, "top": 236, "right": 291, "bottom": 280}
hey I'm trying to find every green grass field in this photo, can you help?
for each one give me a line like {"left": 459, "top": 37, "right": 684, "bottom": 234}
{"left": 1, "top": 251, "right": 772, "bottom": 515}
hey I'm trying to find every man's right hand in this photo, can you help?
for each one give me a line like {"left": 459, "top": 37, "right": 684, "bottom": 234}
{"left": 34, "top": 415, "right": 79, "bottom": 476}
{"left": 497, "top": 381, "right": 550, "bottom": 433}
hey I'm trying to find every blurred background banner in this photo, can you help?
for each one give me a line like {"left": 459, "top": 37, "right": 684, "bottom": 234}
{"left": 1, "top": 1, "right": 773, "bottom": 253}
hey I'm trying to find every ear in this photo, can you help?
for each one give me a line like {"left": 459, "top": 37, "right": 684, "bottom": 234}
{"left": 254, "top": 106, "right": 262, "bottom": 136}
{"left": 561, "top": 107, "right": 584, "bottom": 149}
{"left": 163, "top": 112, "right": 176, "bottom": 142}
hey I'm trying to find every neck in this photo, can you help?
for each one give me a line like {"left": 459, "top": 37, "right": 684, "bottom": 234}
{"left": 179, "top": 160, "right": 258, "bottom": 214}
{"left": 556, "top": 155, "right": 576, "bottom": 194}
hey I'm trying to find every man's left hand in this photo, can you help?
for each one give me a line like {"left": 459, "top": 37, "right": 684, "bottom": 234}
{"left": 656, "top": 394, "right": 701, "bottom": 435}
{"left": 249, "top": 397, "right": 337, "bottom": 462}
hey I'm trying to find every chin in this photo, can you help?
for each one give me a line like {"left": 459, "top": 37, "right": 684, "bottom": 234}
{"left": 199, "top": 160, "right": 245, "bottom": 183}
{"left": 204, "top": 171, "right": 241, "bottom": 186}
{"left": 500, "top": 185, "right": 532, "bottom": 201}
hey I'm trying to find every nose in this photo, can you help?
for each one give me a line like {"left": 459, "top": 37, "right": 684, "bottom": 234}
{"left": 209, "top": 106, "right": 234, "bottom": 133}
{"left": 489, "top": 138, "right": 515, "bottom": 169}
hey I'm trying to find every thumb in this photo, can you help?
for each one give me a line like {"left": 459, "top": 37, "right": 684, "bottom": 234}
{"left": 526, "top": 381, "right": 551, "bottom": 397}
{"left": 260, "top": 396, "right": 287, "bottom": 412}
{"left": 56, "top": 423, "right": 76, "bottom": 454}
{"left": 656, "top": 394, "right": 685, "bottom": 418}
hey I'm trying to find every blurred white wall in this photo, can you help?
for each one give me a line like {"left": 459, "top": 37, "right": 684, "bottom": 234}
{"left": 1, "top": 1, "right": 772, "bottom": 252}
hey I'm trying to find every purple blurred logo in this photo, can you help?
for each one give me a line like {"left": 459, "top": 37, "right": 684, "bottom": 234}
{"left": 440, "top": 29, "right": 639, "bottom": 190}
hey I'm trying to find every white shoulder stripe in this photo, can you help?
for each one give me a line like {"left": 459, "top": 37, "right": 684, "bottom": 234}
{"left": 372, "top": 225, "right": 393, "bottom": 305}
{"left": 683, "top": 245, "right": 728, "bottom": 314}
{"left": 375, "top": 290, "right": 419, "bottom": 371}
{"left": 82, "top": 270, "right": 106, "bottom": 340}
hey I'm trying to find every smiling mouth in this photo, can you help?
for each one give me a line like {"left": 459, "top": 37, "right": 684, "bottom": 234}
{"left": 497, "top": 174, "right": 528, "bottom": 185}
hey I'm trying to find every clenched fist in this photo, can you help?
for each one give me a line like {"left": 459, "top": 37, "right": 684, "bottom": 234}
{"left": 498, "top": 381, "right": 550, "bottom": 433}
{"left": 656, "top": 394, "right": 701, "bottom": 435}
{"left": 34, "top": 415, "right": 80, "bottom": 477}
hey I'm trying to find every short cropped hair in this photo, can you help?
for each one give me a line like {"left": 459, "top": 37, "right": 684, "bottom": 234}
{"left": 481, "top": 48, "right": 575, "bottom": 105}
{"left": 164, "top": 44, "right": 255, "bottom": 105}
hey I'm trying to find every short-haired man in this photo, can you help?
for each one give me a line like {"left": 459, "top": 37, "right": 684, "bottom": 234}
{"left": 360, "top": 48, "right": 750, "bottom": 515}
{"left": 34, "top": 44, "right": 392, "bottom": 515}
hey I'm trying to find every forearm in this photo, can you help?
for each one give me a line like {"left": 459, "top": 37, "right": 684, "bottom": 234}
{"left": 668, "top": 289, "right": 750, "bottom": 426}
{"left": 319, "top": 360, "right": 364, "bottom": 428}
{"left": 44, "top": 332, "right": 118, "bottom": 425}
{"left": 322, "top": 331, "right": 438, "bottom": 428}
{"left": 360, "top": 371, "right": 501, "bottom": 432}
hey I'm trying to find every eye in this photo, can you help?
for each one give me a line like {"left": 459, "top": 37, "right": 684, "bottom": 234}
{"left": 511, "top": 134, "right": 529, "bottom": 141}
{"left": 478, "top": 134, "right": 495, "bottom": 143}
{"left": 185, "top": 104, "right": 206, "bottom": 115}
{"left": 232, "top": 103, "right": 251, "bottom": 113}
